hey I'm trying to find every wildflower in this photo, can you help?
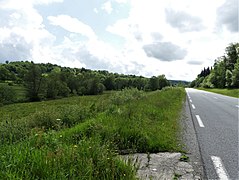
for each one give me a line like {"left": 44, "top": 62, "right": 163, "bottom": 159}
{"left": 60, "top": 135, "right": 63, "bottom": 138}
{"left": 73, "top": 145, "right": 78, "bottom": 148}
{"left": 56, "top": 118, "right": 61, "bottom": 121}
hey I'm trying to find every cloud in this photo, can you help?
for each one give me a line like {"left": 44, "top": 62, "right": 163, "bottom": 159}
{"left": 48, "top": 15, "right": 97, "bottom": 40}
{"left": 101, "top": 1, "right": 113, "bottom": 14}
{"left": 165, "top": 8, "right": 205, "bottom": 32}
{"left": 0, "top": 0, "right": 58, "bottom": 64}
{"left": 150, "top": 32, "right": 163, "bottom": 42}
{"left": 114, "top": 0, "right": 127, "bottom": 4}
{"left": 32, "top": 0, "right": 64, "bottom": 5}
{"left": 143, "top": 42, "right": 187, "bottom": 61}
{"left": 0, "top": 0, "right": 63, "bottom": 9}
{"left": 0, "top": 33, "right": 32, "bottom": 62}
{"left": 93, "top": 8, "right": 99, "bottom": 14}
{"left": 187, "top": 60, "right": 203, "bottom": 65}
{"left": 216, "top": 0, "right": 238, "bottom": 32}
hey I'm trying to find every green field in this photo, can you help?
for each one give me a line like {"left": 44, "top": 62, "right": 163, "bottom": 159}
{"left": 0, "top": 87, "right": 185, "bottom": 179}
{"left": 197, "top": 88, "right": 239, "bottom": 98}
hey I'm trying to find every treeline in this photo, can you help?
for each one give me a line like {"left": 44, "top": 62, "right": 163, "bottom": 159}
{"left": 190, "top": 43, "right": 239, "bottom": 88}
{"left": 0, "top": 61, "right": 170, "bottom": 103}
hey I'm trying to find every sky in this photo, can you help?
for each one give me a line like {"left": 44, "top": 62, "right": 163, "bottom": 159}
{"left": 0, "top": 0, "right": 238, "bottom": 81}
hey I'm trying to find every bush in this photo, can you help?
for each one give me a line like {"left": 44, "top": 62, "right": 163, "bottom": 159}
{"left": 59, "top": 105, "right": 90, "bottom": 127}
{"left": 0, "top": 84, "right": 16, "bottom": 104}
{"left": 29, "top": 110, "right": 61, "bottom": 131}
{"left": 110, "top": 88, "right": 145, "bottom": 106}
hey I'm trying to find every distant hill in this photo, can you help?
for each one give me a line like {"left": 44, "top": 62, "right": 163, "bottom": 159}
{"left": 169, "top": 80, "right": 190, "bottom": 86}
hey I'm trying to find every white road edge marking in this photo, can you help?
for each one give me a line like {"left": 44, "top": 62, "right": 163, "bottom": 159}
{"left": 192, "top": 104, "right": 195, "bottom": 109}
{"left": 195, "top": 115, "right": 204, "bottom": 127}
{"left": 211, "top": 156, "right": 229, "bottom": 180}
{"left": 214, "top": 97, "right": 218, "bottom": 99}
{"left": 190, "top": 99, "right": 192, "bottom": 103}
{"left": 236, "top": 105, "right": 239, "bottom": 108}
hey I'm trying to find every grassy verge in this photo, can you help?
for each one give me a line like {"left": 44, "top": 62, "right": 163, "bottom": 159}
{"left": 0, "top": 87, "right": 185, "bottom": 179}
{"left": 197, "top": 88, "right": 239, "bottom": 98}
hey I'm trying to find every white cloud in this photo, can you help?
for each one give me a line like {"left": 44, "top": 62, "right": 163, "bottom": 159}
{"left": 32, "top": 0, "right": 64, "bottom": 5}
{"left": 48, "top": 15, "right": 97, "bottom": 40}
{"left": 93, "top": 8, "right": 99, "bottom": 14}
{"left": 0, "top": 0, "right": 58, "bottom": 63}
{"left": 0, "top": 0, "right": 64, "bottom": 9}
{"left": 114, "top": 0, "right": 128, "bottom": 4}
{"left": 101, "top": 1, "right": 113, "bottom": 14}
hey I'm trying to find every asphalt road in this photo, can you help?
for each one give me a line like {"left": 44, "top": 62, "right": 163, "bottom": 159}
{"left": 185, "top": 88, "right": 239, "bottom": 180}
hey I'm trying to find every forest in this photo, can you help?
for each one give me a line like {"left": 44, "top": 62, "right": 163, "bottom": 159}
{"left": 190, "top": 43, "right": 239, "bottom": 88}
{"left": 0, "top": 61, "right": 172, "bottom": 105}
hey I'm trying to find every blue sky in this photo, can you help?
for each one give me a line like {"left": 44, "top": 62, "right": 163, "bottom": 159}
{"left": 0, "top": 0, "right": 238, "bottom": 81}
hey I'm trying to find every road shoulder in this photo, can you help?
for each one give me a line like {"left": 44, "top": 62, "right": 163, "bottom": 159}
{"left": 179, "top": 96, "right": 205, "bottom": 179}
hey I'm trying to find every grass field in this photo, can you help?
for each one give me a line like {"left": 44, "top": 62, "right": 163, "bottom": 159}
{"left": 0, "top": 87, "right": 185, "bottom": 179}
{"left": 197, "top": 88, "right": 239, "bottom": 98}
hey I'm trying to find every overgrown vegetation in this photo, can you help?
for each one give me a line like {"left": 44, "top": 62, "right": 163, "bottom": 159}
{"left": 0, "top": 87, "right": 185, "bottom": 179}
{"left": 190, "top": 43, "right": 239, "bottom": 89}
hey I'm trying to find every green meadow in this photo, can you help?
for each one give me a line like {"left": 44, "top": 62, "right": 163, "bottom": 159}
{"left": 0, "top": 87, "right": 185, "bottom": 179}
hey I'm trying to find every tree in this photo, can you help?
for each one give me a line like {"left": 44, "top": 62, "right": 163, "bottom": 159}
{"left": 24, "top": 63, "right": 43, "bottom": 101}
{"left": 103, "top": 75, "right": 115, "bottom": 90}
{"left": 148, "top": 76, "right": 159, "bottom": 91}
{"left": 0, "top": 84, "right": 16, "bottom": 105}
{"left": 225, "top": 70, "right": 232, "bottom": 88}
{"left": 231, "top": 59, "right": 239, "bottom": 88}
{"left": 225, "top": 43, "right": 239, "bottom": 71}
{"left": 0, "top": 66, "right": 11, "bottom": 81}
{"left": 158, "top": 75, "right": 169, "bottom": 89}
{"left": 213, "top": 57, "right": 226, "bottom": 88}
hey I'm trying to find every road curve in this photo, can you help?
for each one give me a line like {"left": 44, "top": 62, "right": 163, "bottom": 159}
{"left": 185, "top": 88, "right": 239, "bottom": 180}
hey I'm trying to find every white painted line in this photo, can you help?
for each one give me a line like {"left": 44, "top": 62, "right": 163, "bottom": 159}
{"left": 192, "top": 104, "right": 195, "bottom": 109}
{"left": 211, "top": 156, "right": 229, "bottom": 180}
{"left": 195, "top": 115, "right": 204, "bottom": 127}
{"left": 190, "top": 99, "right": 192, "bottom": 103}
{"left": 214, "top": 97, "right": 218, "bottom": 99}
{"left": 236, "top": 105, "right": 239, "bottom": 108}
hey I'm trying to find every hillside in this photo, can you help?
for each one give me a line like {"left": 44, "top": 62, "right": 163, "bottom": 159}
{"left": 0, "top": 61, "right": 181, "bottom": 105}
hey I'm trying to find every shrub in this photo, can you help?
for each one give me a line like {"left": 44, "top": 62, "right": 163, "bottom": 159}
{"left": 59, "top": 105, "right": 90, "bottom": 127}
{"left": 110, "top": 88, "right": 145, "bottom": 106}
{"left": 0, "top": 84, "right": 16, "bottom": 104}
{"left": 29, "top": 110, "right": 61, "bottom": 130}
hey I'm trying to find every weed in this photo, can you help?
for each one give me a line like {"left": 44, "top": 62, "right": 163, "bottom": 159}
{"left": 179, "top": 154, "right": 189, "bottom": 162}
{"left": 173, "top": 173, "right": 182, "bottom": 180}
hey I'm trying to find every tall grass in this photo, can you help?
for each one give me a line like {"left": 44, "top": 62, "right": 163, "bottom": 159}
{"left": 0, "top": 87, "right": 185, "bottom": 179}
{"left": 197, "top": 88, "right": 239, "bottom": 98}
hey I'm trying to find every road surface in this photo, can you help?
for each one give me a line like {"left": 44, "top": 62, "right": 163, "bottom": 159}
{"left": 185, "top": 88, "right": 238, "bottom": 180}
